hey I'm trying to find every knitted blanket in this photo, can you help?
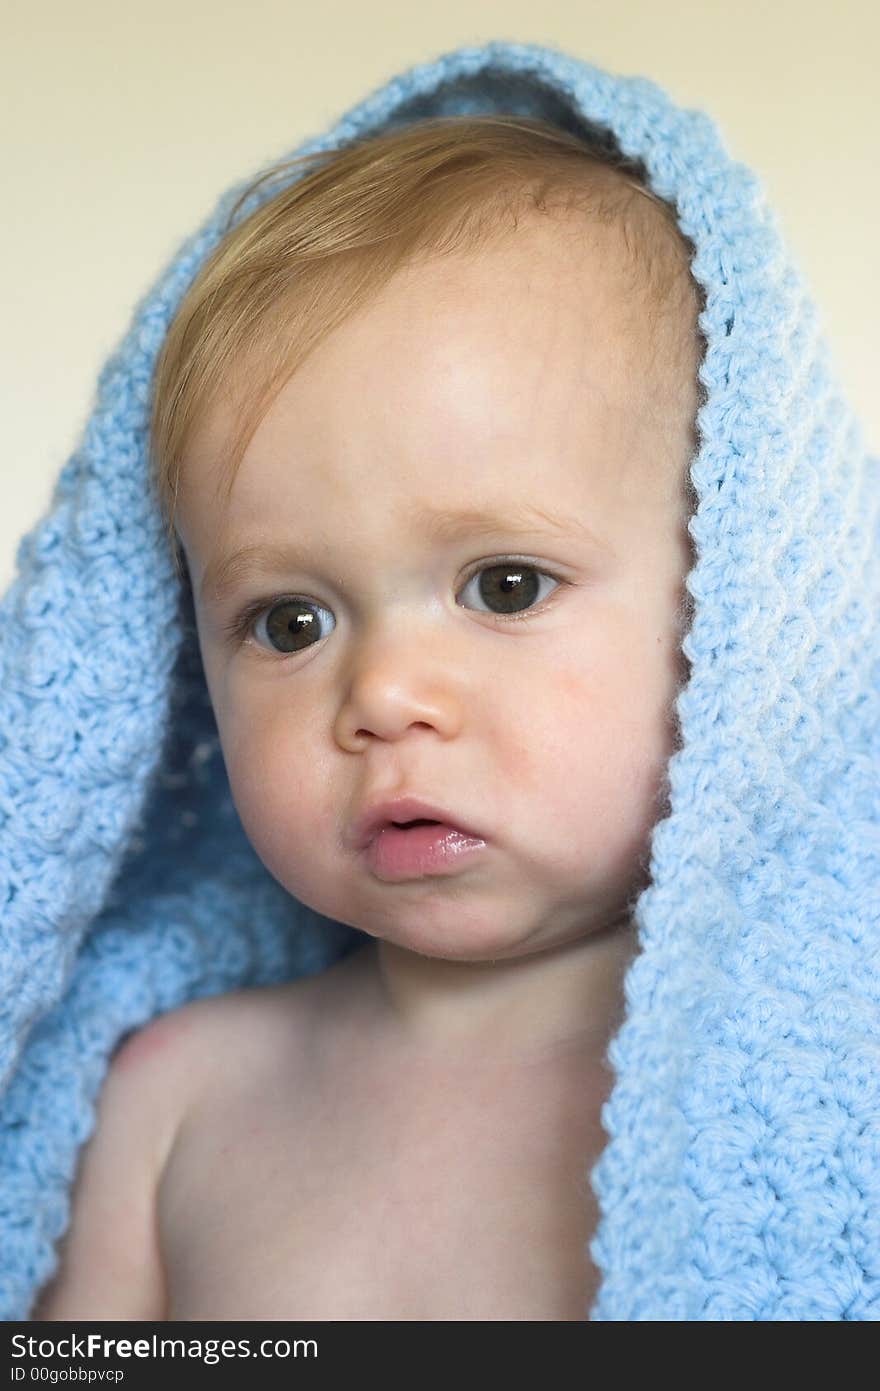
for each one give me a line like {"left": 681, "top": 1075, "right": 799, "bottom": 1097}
{"left": 1, "top": 39, "right": 877, "bottom": 1320}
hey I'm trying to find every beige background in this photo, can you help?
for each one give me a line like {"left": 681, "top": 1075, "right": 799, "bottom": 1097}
{"left": 3, "top": 0, "right": 877, "bottom": 594}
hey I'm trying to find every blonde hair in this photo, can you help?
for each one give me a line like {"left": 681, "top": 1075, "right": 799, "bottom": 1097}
{"left": 148, "top": 115, "right": 703, "bottom": 576}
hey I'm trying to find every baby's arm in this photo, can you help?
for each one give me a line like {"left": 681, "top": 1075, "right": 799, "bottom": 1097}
{"left": 30, "top": 1012, "right": 187, "bottom": 1320}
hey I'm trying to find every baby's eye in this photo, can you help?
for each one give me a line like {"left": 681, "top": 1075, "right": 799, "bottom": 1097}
{"left": 230, "top": 561, "right": 562, "bottom": 656}
{"left": 247, "top": 598, "right": 336, "bottom": 655}
{"left": 458, "top": 561, "right": 561, "bottom": 618}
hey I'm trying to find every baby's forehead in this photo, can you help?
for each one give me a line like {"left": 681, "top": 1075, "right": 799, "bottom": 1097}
{"left": 363, "top": 211, "right": 693, "bottom": 404}
{"left": 394, "top": 205, "right": 698, "bottom": 404}
{"left": 180, "top": 206, "right": 699, "bottom": 544}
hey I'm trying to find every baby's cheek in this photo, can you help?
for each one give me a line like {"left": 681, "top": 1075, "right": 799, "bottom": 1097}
{"left": 542, "top": 663, "right": 666, "bottom": 811}
{"left": 225, "top": 730, "right": 344, "bottom": 889}
{"left": 544, "top": 665, "right": 632, "bottom": 746}
{"left": 552, "top": 668, "right": 598, "bottom": 711}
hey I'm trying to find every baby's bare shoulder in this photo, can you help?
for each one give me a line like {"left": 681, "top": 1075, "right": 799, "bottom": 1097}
{"left": 31, "top": 983, "right": 316, "bottom": 1320}
{"left": 131, "top": 979, "right": 315, "bottom": 1089}
{"left": 144, "top": 957, "right": 374, "bottom": 1127}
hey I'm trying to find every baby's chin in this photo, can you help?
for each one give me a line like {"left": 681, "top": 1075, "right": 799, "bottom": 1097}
{"left": 327, "top": 903, "right": 622, "bottom": 966}
{"left": 277, "top": 851, "right": 638, "bottom": 964}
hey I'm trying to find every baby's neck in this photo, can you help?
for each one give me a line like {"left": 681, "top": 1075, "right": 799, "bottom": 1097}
{"left": 346, "top": 920, "right": 637, "bottom": 1072}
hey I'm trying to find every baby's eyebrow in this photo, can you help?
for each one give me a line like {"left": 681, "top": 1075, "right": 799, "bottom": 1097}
{"left": 199, "top": 501, "right": 609, "bottom": 606}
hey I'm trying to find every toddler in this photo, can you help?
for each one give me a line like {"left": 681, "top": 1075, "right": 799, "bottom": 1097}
{"left": 32, "top": 113, "right": 702, "bottom": 1320}
{"left": 14, "top": 42, "right": 872, "bottom": 1325}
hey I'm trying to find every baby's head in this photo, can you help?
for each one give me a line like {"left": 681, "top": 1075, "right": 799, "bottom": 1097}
{"left": 149, "top": 116, "right": 705, "bottom": 966}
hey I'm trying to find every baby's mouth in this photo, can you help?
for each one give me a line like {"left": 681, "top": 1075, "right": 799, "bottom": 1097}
{"left": 349, "top": 798, "right": 486, "bottom": 853}
{"left": 364, "top": 819, "right": 489, "bottom": 881}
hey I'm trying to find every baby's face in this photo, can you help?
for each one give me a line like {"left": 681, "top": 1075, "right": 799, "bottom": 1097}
{"left": 176, "top": 214, "right": 699, "bottom": 963}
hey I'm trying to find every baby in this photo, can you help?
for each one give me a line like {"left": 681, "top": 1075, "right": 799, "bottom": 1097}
{"left": 32, "top": 119, "right": 703, "bottom": 1320}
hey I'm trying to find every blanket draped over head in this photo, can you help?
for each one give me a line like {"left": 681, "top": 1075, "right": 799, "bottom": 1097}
{"left": 1, "top": 40, "right": 877, "bottom": 1321}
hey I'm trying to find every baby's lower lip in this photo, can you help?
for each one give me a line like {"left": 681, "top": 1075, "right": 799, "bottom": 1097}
{"left": 365, "top": 822, "right": 488, "bottom": 882}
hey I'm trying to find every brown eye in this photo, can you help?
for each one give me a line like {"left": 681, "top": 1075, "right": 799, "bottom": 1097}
{"left": 258, "top": 598, "right": 335, "bottom": 654}
{"left": 458, "top": 563, "right": 559, "bottom": 617}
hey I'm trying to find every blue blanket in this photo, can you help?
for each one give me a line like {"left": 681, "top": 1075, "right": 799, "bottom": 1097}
{"left": 1, "top": 39, "right": 877, "bottom": 1320}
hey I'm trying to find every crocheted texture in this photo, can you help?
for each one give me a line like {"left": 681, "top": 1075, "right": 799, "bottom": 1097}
{"left": 1, "top": 40, "right": 878, "bottom": 1321}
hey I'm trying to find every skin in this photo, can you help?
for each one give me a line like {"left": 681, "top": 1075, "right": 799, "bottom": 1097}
{"left": 174, "top": 210, "right": 700, "bottom": 1074}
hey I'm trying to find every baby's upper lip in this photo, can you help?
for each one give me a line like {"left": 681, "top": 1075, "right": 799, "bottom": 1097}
{"left": 349, "top": 796, "right": 485, "bottom": 851}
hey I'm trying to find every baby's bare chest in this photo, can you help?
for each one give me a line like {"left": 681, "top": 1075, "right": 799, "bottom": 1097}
{"left": 158, "top": 1045, "right": 609, "bottom": 1320}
